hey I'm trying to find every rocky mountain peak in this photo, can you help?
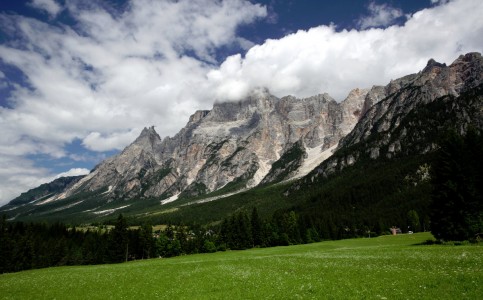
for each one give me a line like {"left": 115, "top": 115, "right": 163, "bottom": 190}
{"left": 137, "top": 126, "right": 160, "bottom": 140}
{"left": 132, "top": 126, "right": 162, "bottom": 152}
{"left": 423, "top": 58, "right": 446, "bottom": 73}
{"left": 188, "top": 110, "right": 210, "bottom": 124}
{"left": 360, "top": 85, "right": 387, "bottom": 117}
{"left": 345, "top": 88, "right": 368, "bottom": 100}
{"left": 453, "top": 52, "right": 483, "bottom": 64}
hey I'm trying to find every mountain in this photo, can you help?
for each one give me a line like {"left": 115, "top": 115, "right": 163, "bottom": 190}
{"left": 7, "top": 176, "right": 85, "bottom": 206}
{"left": 302, "top": 52, "right": 483, "bottom": 183}
{"left": 26, "top": 87, "right": 367, "bottom": 202}
{"left": 1, "top": 52, "right": 482, "bottom": 224}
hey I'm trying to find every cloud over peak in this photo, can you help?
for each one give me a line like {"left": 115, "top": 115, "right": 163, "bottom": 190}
{"left": 209, "top": 0, "right": 483, "bottom": 101}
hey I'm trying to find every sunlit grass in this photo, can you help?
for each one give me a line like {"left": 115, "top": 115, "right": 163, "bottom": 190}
{"left": 1, "top": 233, "right": 481, "bottom": 299}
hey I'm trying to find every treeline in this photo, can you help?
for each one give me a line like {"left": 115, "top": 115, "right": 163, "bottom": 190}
{"left": 1, "top": 206, "right": 399, "bottom": 274}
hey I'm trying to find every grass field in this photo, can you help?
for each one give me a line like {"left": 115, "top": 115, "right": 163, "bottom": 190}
{"left": 1, "top": 233, "right": 481, "bottom": 299}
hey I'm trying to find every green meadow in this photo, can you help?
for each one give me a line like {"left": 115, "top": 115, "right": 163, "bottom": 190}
{"left": 1, "top": 233, "right": 481, "bottom": 299}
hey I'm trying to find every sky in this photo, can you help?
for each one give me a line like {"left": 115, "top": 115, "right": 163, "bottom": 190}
{"left": 0, "top": 0, "right": 482, "bottom": 206}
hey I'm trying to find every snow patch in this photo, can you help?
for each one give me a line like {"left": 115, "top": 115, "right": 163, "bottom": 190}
{"left": 7, "top": 214, "right": 20, "bottom": 221}
{"left": 293, "top": 144, "right": 337, "bottom": 179}
{"left": 36, "top": 194, "right": 59, "bottom": 205}
{"left": 101, "top": 185, "right": 113, "bottom": 195}
{"left": 93, "top": 205, "right": 131, "bottom": 215}
{"left": 83, "top": 207, "right": 101, "bottom": 213}
{"left": 2, "top": 205, "right": 20, "bottom": 211}
{"left": 51, "top": 200, "right": 84, "bottom": 212}
{"left": 249, "top": 158, "right": 272, "bottom": 187}
{"left": 186, "top": 160, "right": 206, "bottom": 186}
{"left": 161, "top": 194, "right": 179, "bottom": 205}
{"left": 181, "top": 189, "right": 247, "bottom": 206}
{"left": 194, "top": 119, "right": 250, "bottom": 137}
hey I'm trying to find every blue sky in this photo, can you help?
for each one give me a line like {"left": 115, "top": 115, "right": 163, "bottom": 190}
{"left": 0, "top": 0, "right": 482, "bottom": 205}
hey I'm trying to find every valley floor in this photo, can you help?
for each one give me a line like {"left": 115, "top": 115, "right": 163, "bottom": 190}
{"left": 0, "top": 233, "right": 481, "bottom": 299}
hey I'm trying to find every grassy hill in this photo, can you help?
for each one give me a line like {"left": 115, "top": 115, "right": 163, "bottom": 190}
{"left": 1, "top": 233, "right": 481, "bottom": 299}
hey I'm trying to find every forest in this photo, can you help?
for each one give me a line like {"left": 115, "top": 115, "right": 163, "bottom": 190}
{"left": 0, "top": 206, "right": 386, "bottom": 274}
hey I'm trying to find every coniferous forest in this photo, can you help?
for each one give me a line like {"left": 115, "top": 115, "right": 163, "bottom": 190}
{"left": 0, "top": 208, "right": 351, "bottom": 274}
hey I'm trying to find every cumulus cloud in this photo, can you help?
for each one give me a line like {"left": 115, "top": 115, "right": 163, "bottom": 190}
{"left": 28, "top": 0, "right": 62, "bottom": 17}
{"left": 209, "top": 0, "right": 483, "bottom": 101}
{"left": 82, "top": 129, "right": 141, "bottom": 152}
{"left": 0, "top": 0, "right": 482, "bottom": 206}
{"left": 357, "top": 2, "right": 404, "bottom": 29}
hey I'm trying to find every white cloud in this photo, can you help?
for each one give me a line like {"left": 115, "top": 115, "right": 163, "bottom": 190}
{"left": 0, "top": 0, "right": 267, "bottom": 154}
{"left": 55, "top": 168, "right": 90, "bottom": 179}
{"left": 0, "top": 70, "right": 6, "bottom": 89}
{"left": 82, "top": 129, "right": 141, "bottom": 152}
{"left": 357, "top": 2, "right": 404, "bottom": 29}
{"left": 28, "top": 0, "right": 62, "bottom": 17}
{"left": 209, "top": 0, "right": 483, "bottom": 101}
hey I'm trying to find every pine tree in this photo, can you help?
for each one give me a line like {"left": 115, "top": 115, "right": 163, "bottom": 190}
{"left": 0, "top": 215, "right": 11, "bottom": 273}
{"left": 108, "top": 214, "right": 129, "bottom": 262}
{"left": 139, "top": 223, "right": 154, "bottom": 259}
{"left": 236, "top": 211, "right": 252, "bottom": 249}
{"left": 251, "top": 207, "right": 264, "bottom": 247}
{"left": 430, "top": 129, "right": 483, "bottom": 241}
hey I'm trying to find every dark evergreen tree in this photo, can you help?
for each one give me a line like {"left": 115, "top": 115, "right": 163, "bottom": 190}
{"left": 0, "top": 215, "right": 12, "bottom": 273}
{"left": 82, "top": 230, "right": 107, "bottom": 264}
{"left": 108, "top": 214, "right": 129, "bottom": 262}
{"left": 175, "top": 225, "right": 189, "bottom": 254}
{"left": 155, "top": 233, "right": 170, "bottom": 257}
{"left": 251, "top": 207, "right": 264, "bottom": 247}
{"left": 236, "top": 211, "right": 253, "bottom": 249}
{"left": 165, "top": 224, "right": 175, "bottom": 240}
{"left": 430, "top": 129, "right": 483, "bottom": 241}
{"left": 139, "top": 223, "right": 154, "bottom": 259}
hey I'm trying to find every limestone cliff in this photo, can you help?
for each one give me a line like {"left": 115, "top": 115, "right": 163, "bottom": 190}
{"left": 62, "top": 87, "right": 367, "bottom": 201}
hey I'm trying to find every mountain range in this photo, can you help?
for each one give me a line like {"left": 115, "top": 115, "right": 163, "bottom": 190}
{"left": 1, "top": 52, "right": 482, "bottom": 225}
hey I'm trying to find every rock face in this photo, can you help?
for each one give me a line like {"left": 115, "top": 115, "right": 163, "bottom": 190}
{"left": 306, "top": 52, "right": 483, "bottom": 181}
{"left": 62, "top": 88, "right": 368, "bottom": 201}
